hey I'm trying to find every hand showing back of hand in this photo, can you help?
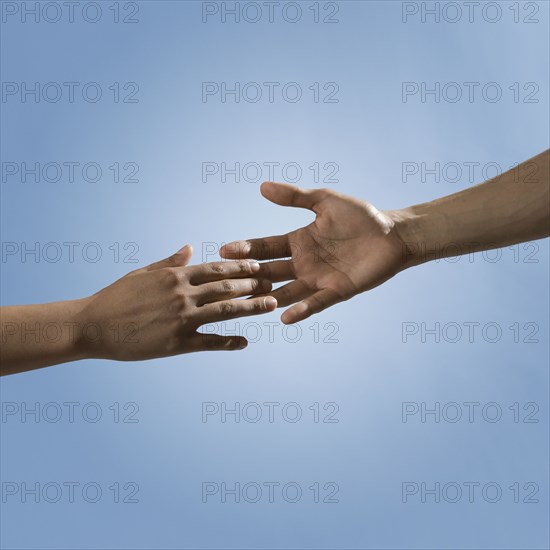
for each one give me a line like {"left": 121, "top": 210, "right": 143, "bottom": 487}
{"left": 1, "top": 245, "right": 278, "bottom": 375}
{"left": 82, "top": 245, "right": 278, "bottom": 359}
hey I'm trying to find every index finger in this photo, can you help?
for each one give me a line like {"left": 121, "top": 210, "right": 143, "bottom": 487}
{"left": 220, "top": 235, "right": 291, "bottom": 261}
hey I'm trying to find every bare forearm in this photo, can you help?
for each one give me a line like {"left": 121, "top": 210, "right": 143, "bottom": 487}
{"left": 0, "top": 300, "right": 89, "bottom": 376}
{"left": 390, "top": 149, "right": 550, "bottom": 266}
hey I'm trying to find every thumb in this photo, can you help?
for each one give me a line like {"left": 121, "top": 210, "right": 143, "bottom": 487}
{"left": 260, "top": 181, "right": 324, "bottom": 211}
{"left": 146, "top": 245, "right": 193, "bottom": 271}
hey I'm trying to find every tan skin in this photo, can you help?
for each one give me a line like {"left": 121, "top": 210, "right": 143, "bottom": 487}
{"left": 0, "top": 246, "right": 277, "bottom": 376}
{"left": 2, "top": 151, "right": 548, "bottom": 373}
{"left": 221, "top": 186, "right": 404, "bottom": 324}
{"left": 221, "top": 149, "right": 549, "bottom": 324}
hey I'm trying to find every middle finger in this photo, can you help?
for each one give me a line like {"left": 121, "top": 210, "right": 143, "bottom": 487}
{"left": 196, "top": 278, "right": 272, "bottom": 306}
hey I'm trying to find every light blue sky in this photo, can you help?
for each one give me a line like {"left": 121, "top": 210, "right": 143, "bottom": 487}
{"left": 1, "top": 1, "right": 549, "bottom": 548}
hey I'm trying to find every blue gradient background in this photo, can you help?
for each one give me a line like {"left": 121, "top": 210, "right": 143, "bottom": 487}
{"left": 1, "top": 1, "right": 549, "bottom": 549}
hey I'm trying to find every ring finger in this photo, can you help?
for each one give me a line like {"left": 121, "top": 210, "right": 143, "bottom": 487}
{"left": 195, "top": 278, "right": 272, "bottom": 306}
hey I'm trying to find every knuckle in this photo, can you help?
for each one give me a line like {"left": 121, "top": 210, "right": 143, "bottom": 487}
{"left": 211, "top": 263, "right": 224, "bottom": 274}
{"left": 238, "top": 260, "right": 251, "bottom": 273}
{"left": 222, "top": 280, "right": 235, "bottom": 293}
{"left": 162, "top": 267, "right": 180, "bottom": 287}
{"left": 171, "top": 292, "right": 189, "bottom": 316}
{"left": 219, "top": 301, "right": 233, "bottom": 316}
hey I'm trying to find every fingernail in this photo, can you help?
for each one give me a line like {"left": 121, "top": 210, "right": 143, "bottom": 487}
{"left": 264, "top": 296, "right": 277, "bottom": 309}
{"left": 176, "top": 244, "right": 190, "bottom": 254}
{"left": 249, "top": 260, "right": 260, "bottom": 272}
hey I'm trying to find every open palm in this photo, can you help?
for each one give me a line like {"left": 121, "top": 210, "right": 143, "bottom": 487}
{"left": 220, "top": 182, "right": 405, "bottom": 323}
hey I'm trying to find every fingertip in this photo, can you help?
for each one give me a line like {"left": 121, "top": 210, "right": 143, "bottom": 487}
{"left": 220, "top": 242, "right": 245, "bottom": 259}
{"left": 176, "top": 244, "right": 192, "bottom": 255}
{"left": 260, "top": 181, "right": 280, "bottom": 199}
{"left": 174, "top": 244, "right": 193, "bottom": 266}
{"left": 281, "top": 310, "right": 293, "bottom": 325}
{"left": 260, "top": 181, "right": 273, "bottom": 194}
{"left": 231, "top": 337, "right": 248, "bottom": 350}
{"left": 282, "top": 302, "right": 309, "bottom": 324}
{"left": 219, "top": 243, "right": 229, "bottom": 258}
{"left": 264, "top": 296, "right": 277, "bottom": 310}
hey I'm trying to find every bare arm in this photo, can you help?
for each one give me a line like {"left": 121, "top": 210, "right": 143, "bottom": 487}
{"left": 392, "top": 149, "right": 549, "bottom": 266}
{"left": 1, "top": 299, "right": 89, "bottom": 375}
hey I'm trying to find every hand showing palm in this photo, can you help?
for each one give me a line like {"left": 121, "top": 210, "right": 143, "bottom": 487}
{"left": 220, "top": 182, "right": 405, "bottom": 323}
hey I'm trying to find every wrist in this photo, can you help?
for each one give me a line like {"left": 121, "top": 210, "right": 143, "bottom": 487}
{"left": 68, "top": 297, "right": 97, "bottom": 361}
{"left": 385, "top": 205, "right": 435, "bottom": 270}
